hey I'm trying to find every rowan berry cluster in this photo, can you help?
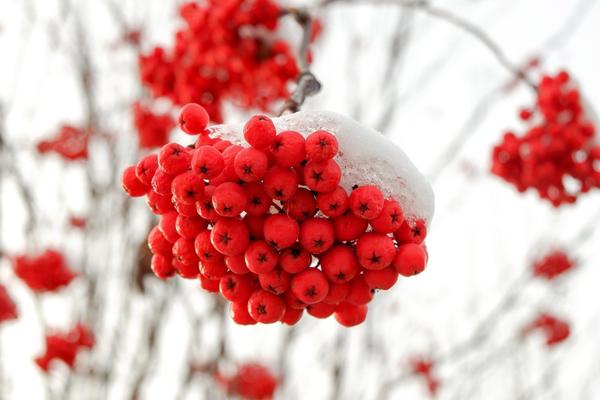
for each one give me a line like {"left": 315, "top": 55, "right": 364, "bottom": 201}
{"left": 491, "top": 71, "right": 600, "bottom": 206}
{"left": 138, "top": 0, "right": 301, "bottom": 123}
{"left": 35, "top": 324, "right": 95, "bottom": 372}
{"left": 532, "top": 249, "right": 574, "bottom": 280}
{"left": 122, "top": 103, "right": 429, "bottom": 327}
{"left": 0, "top": 285, "right": 18, "bottom": 324}
{"left": 133, "top": 101, "right": 175, "bottom": 149}
{"left": 521, "top": 313, "right": 570, "bottom": 347}
{"left": 36, "top": 125, "right": 90, "bottom": 161}
{"left": 12, "top": 249, "right": 77, "bottom": 293}
{"left": 215, "top": 362, "right": 278, "bottom": 400}
{"left": 410, "top": 357, "right": 440, "bottom": 397}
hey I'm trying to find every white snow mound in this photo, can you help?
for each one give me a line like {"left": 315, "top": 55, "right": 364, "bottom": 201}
{"left": 208, "top": 110, "right": 435, "bottom": 225}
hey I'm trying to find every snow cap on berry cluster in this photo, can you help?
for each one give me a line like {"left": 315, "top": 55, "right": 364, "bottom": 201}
{"left": 206, "top": 110, "right": 435, "bottom": 224}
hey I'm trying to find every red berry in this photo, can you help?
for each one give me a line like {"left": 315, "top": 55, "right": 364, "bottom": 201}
{"left": 234, "top": 147, "right": 269, "bottom": 182}
{"left": 243, "top": 115, "right": 276, "bottom": 149}
{"left": 299, "top": 218, "right": 335, "bottom": 254}
{"left": 244, "top": 241, "right": 278, "bottom": 274}
{"left": 199, "top": 259, "right": 228, "bottom": 280}
{"left": 269, "top": 130, "right": 306, "bottom": 167}
{"left": 179, "top": 103, "right": 209, "bottom": 135}
{"left": 284, "top": 290, "right": 307, "bottom": 310}
{"left": 174, "top": 258, "right": 200, "bottom": 279}
{"left": 393, "top": 244, "right": 427, "bottom": 276}
{"left": 279, "top": 245, "right": 312, "bottom": 274}
{"left": 151, "top": 254, "right": 175, "bottom": 279}
{"left": 263, "top": 214, "right": 299, "bottom": 249}
{"left": 220, "top": 273, "right": 254, "bottom": 302}
{"left": 259, "top": 269, "right": 290, "bottom": 295}
{"left": 281, "top": 307, "right": 304, "bottom": 325}
{"left": 194, "top": 230, "right": 223, "bottom": 265}
{"left": 158, "top": 143, "right": 191, "bottom": 175}
{"left": 394, "top": 219, "right": 427, "bottom": 244}
{"left": 321, "top": 245, "right": 360, "bottom": 283}
{"left": 369, "top": 199, "right": 404, "bottom": 233}
{"left": 196, "top": 185, "right": 219, "bottom": 221}
{"left": 191, "top": 146, "right": 224, "bottom": 179}
{"left": 171, "top": 171, "right": 205, "bottom": 205}
{"left": 122, "top": 166, "right": 149, "bottom": 197}
{"left": 284, "top": 188, "right": 317, "bottom": 221}
{"left": 291, "top": 268, "right": 329, "bottom": 305}
{"left": 346, "top": 276, "right": 373, "bottom": 305}
{"left": 199, "top": 275, "right": 220, "bottom": 292}
{"left": 148, "top": 226, "right": 172, "bottom": 255}
{"left": 211, "top": 218, "right": 250, "bottom": 256}
{"left": 333, "top": 211, "right": 368, "bottom": 242}
{"left": 349, "top": 185, "right": 384, "bottom": 220}
{"left": 334, "top": 302, "right": 367, "bottom": 327}
{"left": 244, "top": 214, "right": 266, "bottom": 240}
{"left": 151, "top": 168, "right": 175, "bottom": 195}
{"left": 263, "top": 166, "right": 299, "bottom": 200}
{"left": 244, "top": 183, "right": 272, "bottom": 216}
{"left": 176, "top": 215, "right": 207, "bottom": 239}
{"left": 316, "top": 186, "right": 348, "bottom": 218}
{"left": 247, "top": 290, "right": 285, "bottom": 323}
{"left": 231, "top": 301, "right": 257, "bottom": 325}
{"left": 146, "top": 191, "right": 174, "bottom": 214}
{"left": 159, "top": 212, "right": 179, "bottom": 243}
{"left": 364, "top": 267, "right": 398, "bottom": 290}
{"left": 212, "top": 182, "right": 247, "bottom": 217}
{"left": 218, "top": 145, "right": 243, "bottom": 182}
{"left": 135, "top": 154, "right": 159, "bottom": 186}
{"left": 322, "top": 282, "right": 349, "bottom": 305}
{"left": 305, "top": 130, "right": 338, "bottom": 161}
{"left": 307, "top": 302, "right": 336, "bottom": 319}
{"left": 303, "top": 160, "right": 341, "bottom": 193}
{"left": 225, "top": 255, "right": 250, "bottom": 274}
{"left": 173, "top": 198, "right": 198, "bottom": 217}
{"left": 356, "top": 232, "right": 396, "bottom": 270}
{"left": 172, "top": 238, "right": 198, "bottom": 267}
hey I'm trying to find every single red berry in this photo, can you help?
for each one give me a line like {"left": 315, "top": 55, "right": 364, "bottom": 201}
{"left": 122, "top": 166, "right": 149, "bottom": 197}
{"left": 284, "top": 290, "right": 307, "bottom": 309}
{"left": 146, "top": 191, "right": 174, "bottom": 214}
{"left": 279, "top": 245, "right": 312, "bottom": 274}
{"left": 303, "top": 160, "right": 341, "bottom": 193}
{"left": 179, "top": 103, "right": 209, "bottom": 135}
{"left": 159, "top": 212, "right": 179, "bottom": 243}
{"left": 247, "top": 290, "right": 285, "bottom": 324}
{"left": 211, "top": 218, "right": 250, "bottom": 256}
{"left": 158, "top": 143, "right": 191, "bottom": 175}
{"left": 135, "top": 154, "right": 159, "bottom": 186}
{"left": 269, "top": 130, "right": 306, "bottom": 167}
{"left": 356, "top": 232, "right": 396, "bottom": 270}
{"left": 231, "top": 301, "right": 257, "bottom": 325}
{"left": 220, "top": 273, "right": 254, "bottom": 302}
{"left": 334, "top": 302, "right": 367, "bottom": 327}
{"left": 194, "top": 230, "right": 224, "bottom": 265}
{"left": 172, "top": 238, "right": 198, "bottom": 267}
{"left": 322, "top": 282, "right": 349, "bottom": 305}
{"left": 284, "top": 188, "right": 317, "bottom": 221}
{"left": 364, "top": 267, "right": 398, "bottom": 290}
{"left": 244, "top": 183, "right": 271, "bottom": 216}
{"left": 151, "top": 168, "right": 175, "bottom": 195}
{"left": 225, "top": 255, "right": 250, "bottom": 275}
{"left": 196, "top": 185, "right": 219, "bottom": 221}
{"left": 212, "top": 182, "right": 247, "bottom": 217}
{"left": 321, "top": 245, "right": 360, "bottom": 283}
{"left": 259, "top": 269, "right": 290, "bottom": 295}
{"left": 394, "top": 219, "right": 427, "bottom": 244}
{"left": 349, "top": 185, "right": 385, "bottom": 220}
{"left": 299, "top": 218, "right": 335, "bottom": 254}
{"left": 244, "top": 214, "right": 267, "bottom": 240}
{"left": 173, "top": 198, "right": 198, "bottom": 217}
{"left": 151, "top": 254, "right": 176, "bottom": 279}
{"left": 243, "top": 115, "right": 276, "bottom": 149}
{"left": 263, "top": 166, "right": 299, "bottom": 200}
{"left": 173, "top": 258, "right": 200, "bottom": 279}
{"left": 333, "top": 211, "right": 369, "bottom": 242}
{"left": 369, "top": 199, "right": 404, "bottom": 233}
{"left": 191, "top": 146, "right": 225, "bottom": 179}
{"left": 263, "top": 214, "right": 299, "bottom": 249}
{"left": 148, "top": 226, "right": 173, "bottom": 255}
{"left": 291, "top": 268, "right": 329, "bottom": 305}
{"left": 199, "top": 259, "right": 228, "bottom": 280}
{"left": 305, "top": 130, "right": 338, "bottom": 161}
{"left": 346, "top": 276, "right": 373, "bottom": 305}
{"left": 216, "top": 145, "right": 243, "bottom": 183}
{"left": 176, "top": 215, "right": 207, "bottom": 239}
{"left": 234, "top": 147, "right": 269, "bottom": 182}
{"left": 199, "top": 275, "right": 220, "bottom": 293}
{"left": 393, "top": 244, "right": 427, "bottom": 276}
{"left": 281, "top": 306, "right": 304, "bottom": 325}
{"left": 171, "top": 171, "right": 205, "bottom": 205}
{"left": 307, "top": 302, "right": 336, "bottom": 319}
{"left": 316, "top": 186, "right": 348, "bottom": 218}
{"left": 244, "top": 241, "right": 278, "bottom": 274}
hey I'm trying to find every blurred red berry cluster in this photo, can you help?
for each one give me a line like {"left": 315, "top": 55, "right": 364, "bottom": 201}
{"left": 215, "top": 362, "right": 278, "bottom": 399}
{"left": 36, "top": 125, "right": 90, "bottom": 161}
{"left": 12, "top": 249, "right": 77, "bottom": 293}
{"left": 410, "top": 357, "right": 440, "bottom": 397}
{"left": 522, "top": 313, "right": 570, "bottom": 347}
{"left": 133, "top": 101, "right": 175, "bottom": 149}
{"left": 532, "top": 249, "right": 575, "bottom": 280}
{"left": 491, "top": 71, "right": 599, "bottom": 206}
{"left": 35, "top": 324, "right": 95, "bottom": 372}
{"left": 122, "top": 103, "right": 429, "bottom": 327}
{"left": 0, "top": 285, "right": 18, "bottom": 324}
{"left": 138, "top": 0, "right": 302, "bottom": 123}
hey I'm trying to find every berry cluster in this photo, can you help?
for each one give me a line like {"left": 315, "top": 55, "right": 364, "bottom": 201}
{"left": 12, "top": 249, "right": 77, "bottom": 293}
{"left": 36, "top": 125, "right": 90, "bottom": 161}
{"left": 215, "top": 363, "right": 278, "bottom": 400}
{"left": 122, "top": 103, "right": 429, "bottom": 327}
{"left": 491, "top": 71, "right": 600, "bottom": 206}
{"left": 521, "top": 313, "right": 570, "bottom": 348}
{"left": 35, "top": 324, "right": 94, "bottom": 372}
{"left": 0, "top": 285, "right": 18, "bottom": 324}
{"left": 532, "top": 249, "right": 574, "bottom": 280}
{"left": 410, "top": 357, "right": 440, "bottom": 397}
{"left": 138, "top": 0, "right": 300, "bottom": 123}
{"left": 133, "top": 101, "right": 175, "bottom": 149}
